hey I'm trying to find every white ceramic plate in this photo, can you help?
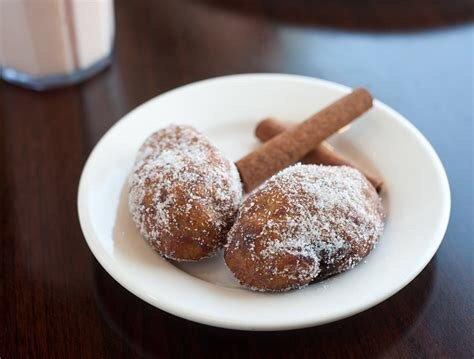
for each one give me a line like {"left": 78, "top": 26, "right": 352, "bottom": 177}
{"left": 78, "top": 74, "right": 450, "bottom": 331}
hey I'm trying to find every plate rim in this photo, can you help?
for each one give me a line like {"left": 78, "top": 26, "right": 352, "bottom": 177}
{"left": 77, "top": 73, "right": 451, "bottom": 330}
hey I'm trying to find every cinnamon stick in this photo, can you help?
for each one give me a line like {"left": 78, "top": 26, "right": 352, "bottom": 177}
{"left": 236, "top": 88, "right": 373, "bottom": 192}
{"left": 255, "top": 118, "right": 383, "bottom": 191}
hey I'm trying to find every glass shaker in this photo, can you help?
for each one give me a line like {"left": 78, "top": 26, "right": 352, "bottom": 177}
{"left": 0, "top": 0, "right": 115, "bottom": 90}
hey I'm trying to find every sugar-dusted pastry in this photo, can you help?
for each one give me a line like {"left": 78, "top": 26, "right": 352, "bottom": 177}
{"left": 129, "top": 125, "right": 243, "bottom": 261}
{"left": 225, "top": 164, "right": 384, "bottom": 292}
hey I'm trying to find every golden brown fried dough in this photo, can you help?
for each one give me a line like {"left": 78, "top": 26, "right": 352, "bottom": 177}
{"left": 129, "top": 125, "right": 243, "bottom": 261}
{"left": 225, "top": 164, "right": 384, "bottom": 292}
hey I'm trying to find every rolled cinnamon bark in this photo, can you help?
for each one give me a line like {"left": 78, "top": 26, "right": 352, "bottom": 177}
{"left": 236, "top": 88, "right": 373, "bottom": 192}
{"left": 255, "top": 118, "right": 383, "bottom": 191}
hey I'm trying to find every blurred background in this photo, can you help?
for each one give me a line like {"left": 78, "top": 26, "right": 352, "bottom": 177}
{"left": 1, "top": 0, "right": 473, "bottom": 357}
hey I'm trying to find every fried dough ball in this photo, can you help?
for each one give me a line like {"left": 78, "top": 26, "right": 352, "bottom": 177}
{"left": 129, "top": 125, "right": 243, "bottom": 261}
{"left": 225, "top": 164, "right": 384, "bottom": 292}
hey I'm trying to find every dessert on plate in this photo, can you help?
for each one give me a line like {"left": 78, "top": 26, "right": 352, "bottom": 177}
{"left": 128, "top": 88, "right": 385, "bottom": 292}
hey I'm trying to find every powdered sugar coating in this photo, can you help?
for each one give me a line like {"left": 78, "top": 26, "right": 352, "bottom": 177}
{"left": 129, "top": 125, "right": 243, "bottom": 261}
{"left": 225, "top": 164, "right": 384, "bottom": 292}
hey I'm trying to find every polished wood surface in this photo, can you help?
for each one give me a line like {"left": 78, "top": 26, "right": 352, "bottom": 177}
{"left": 1, "top": 0, "right": 473, "bottom": 357}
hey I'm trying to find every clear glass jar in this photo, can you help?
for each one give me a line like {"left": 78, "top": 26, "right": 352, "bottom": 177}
{"left": 0, "top": 0, "right": 115, "bottom": 90}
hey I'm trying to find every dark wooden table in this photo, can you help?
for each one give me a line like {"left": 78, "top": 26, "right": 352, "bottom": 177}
{"left": 1, "top": 0, "right": 473, "bottom": 358}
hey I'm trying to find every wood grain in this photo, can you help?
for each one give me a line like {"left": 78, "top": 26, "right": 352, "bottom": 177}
{"left": 1, "top": 0, "right": 472, "bottom": 357}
